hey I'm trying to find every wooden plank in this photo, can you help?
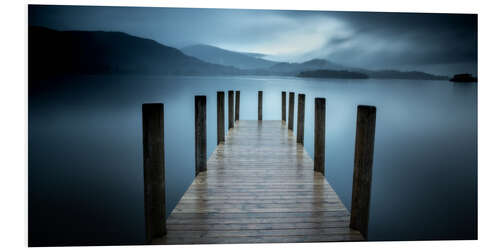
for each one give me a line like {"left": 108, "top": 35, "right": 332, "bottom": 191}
{"left": 164, "top": 227, "right": 355, "bottom": 237}
{"left": 159, "top": 120, "right": 363, "bottom": 244}
{"left": 167, "top": 211, "right": 350, "bottom": 220}
{"left": 167, "top": 222, "right": 352, "bottom": 231}
{"left": 167, "top": 215, "right": 350, "bottom": 225}
{"left": 154, "top": 234, "right": 363, "bottom": 245}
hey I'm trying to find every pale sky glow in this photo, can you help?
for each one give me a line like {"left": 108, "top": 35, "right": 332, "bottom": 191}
{"left": 211, "top": 14, "right": 353, "bottom": 62}
{"left": 29, "top": 5, "right": 477, "bottom": 75}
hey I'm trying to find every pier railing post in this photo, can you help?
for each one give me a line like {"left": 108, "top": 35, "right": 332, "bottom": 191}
{"left": 195, "top": 96, "right": 207, "bottom": 175}
{"left": 217, "top": 91, "right": 225, "bottom": 144}
{"left": 297, "top": 94, "right": 305, "bottom": 144}
{"left": 350, "top": 105, "right": 377, "bottom": 238}
{"left": 228, "top": 90, "right": 234, "bottom": 129}
{"left": 314, "top": 98, "right": 325, "bottom": 174}
{"left": 282, "top": 91, "right": 286, "bottom": 122}
{"left": 142, "top": 103, "right": 166, "bottom": 242}
{"left": 235, "top": 90, "right": 240, "bottom": 121}
{"left": 258, "top": 91, "right": 263, "bottom": 120}
{"left": 288, "top": 92, "right": 295, "bottom": 130}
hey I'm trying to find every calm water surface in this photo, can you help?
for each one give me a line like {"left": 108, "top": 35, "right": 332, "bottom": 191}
{"left": 29, "top": 75, "right": 477, "bottom": 245}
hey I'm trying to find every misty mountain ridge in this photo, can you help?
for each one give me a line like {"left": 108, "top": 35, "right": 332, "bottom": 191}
{"left": 269, "top": 59, "right": 351, "bottom": 74}
{"left": 29, "top": 26, "right": 241, "bottom": 78}
{"left": 181, "top": 44, "right": 277, "bottom": 70}
{"left": 179, "top": 45, "right": 448, "bottom": 79}
{"left": 29, "top": 26, "right": 449, "bottom": 80}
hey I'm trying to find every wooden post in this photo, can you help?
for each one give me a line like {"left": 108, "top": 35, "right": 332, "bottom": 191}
{"left": 142, "top": 103, "right": 166, "bottom": 242}
{"left": 235, "top": 91, "right": 240, "bottom": 121}
{"left": 195, "top": 96, "right": 207, "bottom": 175}
{"left": 350, "top": 105, "right": 377, "bottom": 238}
{"left": 258, "top": 91, "right": 263, "bottom": 120}
{"left": 228, "top": 90, "right": 234, "bottom": 129}
{"left": 282, "top": 91, "right": 286, "bottom": 122}
{"left": 297, "top": 93, "right": 305, "bottom": 144}
{"left": 288, "top": 92, "right": 295, "bottom": 130}
{"left": 217, "top": 91, "right": 225, "bottom": 144}
{"left": 314, "top": 98, "right": 325, "bottom": 174}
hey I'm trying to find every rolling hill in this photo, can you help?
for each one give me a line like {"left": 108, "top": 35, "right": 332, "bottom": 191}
{"left": 29, "top": 27, "right": 241, "bottom": 78}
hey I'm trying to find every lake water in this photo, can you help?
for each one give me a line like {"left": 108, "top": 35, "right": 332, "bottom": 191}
{"left": 28, "top": 75, "right": 477, "bottom": 245}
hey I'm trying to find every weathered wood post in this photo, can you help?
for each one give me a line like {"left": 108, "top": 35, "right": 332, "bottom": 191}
{"left": 228, "top": 90, "right": 234, "bottom": 129}
{"left": 314, "top": 98, "right": 325, "bottom": 174}
{"left": 297, "top": 93, "right": 305, "bottom": 144}
{"left": 288, "top": 92, "right": 295, "bottom": 130}
{"left": 142, "top": 103, "right": 166, "bottom": 242}
{"left": 195, "top": 96, "right": 207, "bottom": 175}
{"left": 350, "top": 105, "right": 377, "bottom": 238}
{"left": 282, "top": 91, "right": 286, "bottom": 122}
{"left": 217, "top": 91, "right": 225, "bottom": 144}
{"left": 258, "top": 91, "right": 263, "bottom": 120}
{"left": 235, "top": 90, "right": 240, "bottom": 121}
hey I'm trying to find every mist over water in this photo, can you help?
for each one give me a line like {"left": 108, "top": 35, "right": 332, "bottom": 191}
{"left": 29, "top": 75, "right": 477, "bottom": 245}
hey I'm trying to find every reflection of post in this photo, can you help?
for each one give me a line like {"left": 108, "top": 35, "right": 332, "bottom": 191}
{"left": 314, "top": 98, "right": 325, "bottom": 174}
{"left": 288, "top": 92, "right": 295, "bottom": 131}
{"left": 142, "top": 103, "right": 166, "bottom": 242}
{"left": 228, "top": 90, "right": 234, "bottom": 129}
{"left": 235, "top": 91, "right": 240, "bottom": 121}
{"left": 195, "top": 96, "right": 207, "bottom": 175}
{"left": 217, "top": 91, "right": 225, "bottom": 144}
{"left": 258, "top": 91, "right": 263, "bottom": 120}
{"left": 282, "top": 91, "right": 286, "bottom": 122}
{"left": 297, "top": 94, "right": 305, "bottom": 144}
{"left": 350, "top": 105, "right": 377, "bottom": 238}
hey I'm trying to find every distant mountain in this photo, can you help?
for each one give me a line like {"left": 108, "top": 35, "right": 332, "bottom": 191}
{"left": 298, "top": 70, "right": 368, "bottom": 79}
{"left": 181, "top": 44, "right": 277, "bottom": 70}
{"left": 29, "top": 27, "right": 241, "bottom": 78}
{"left": 265, "top": 58, "right": 447, "bottom": 80}
{"left": 362, "top": 70, "right": 449, "bottom": 80}
{"left": 28, "top": 27, "right": 449, "bottom": 81}
{"left": 242, "top": 52, "right": 268, "bottom": 59}
{"left": 269, "top": 59, "right": 350, "bottom": 75}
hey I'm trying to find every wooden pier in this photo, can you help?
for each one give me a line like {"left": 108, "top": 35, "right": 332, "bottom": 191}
{"left": 152, "top": 120, "right": 364, "bottom": 244}
{"left": 143, "top": 90, "right": 376, "bottom": 244}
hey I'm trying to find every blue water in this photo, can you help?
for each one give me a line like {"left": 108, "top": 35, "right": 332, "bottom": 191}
{"left": 28, "top": 75, "right": 477, "bottom": 245}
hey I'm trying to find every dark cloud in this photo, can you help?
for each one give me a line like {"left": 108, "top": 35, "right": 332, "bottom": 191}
{"left": 28, "top": 5, "right": 477, "bottom": 76}
{"left": 321, "top": 12, "right": 477, "bottom": 73}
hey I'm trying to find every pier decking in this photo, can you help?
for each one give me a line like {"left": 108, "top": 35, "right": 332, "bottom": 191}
{"left": 153, "top": 120, "right": 364, "bottom": 244}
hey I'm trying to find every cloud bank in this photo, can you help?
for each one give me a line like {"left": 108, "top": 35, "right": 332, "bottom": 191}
{"left": 29, "top": 6, "right": 477, "bottom": 76}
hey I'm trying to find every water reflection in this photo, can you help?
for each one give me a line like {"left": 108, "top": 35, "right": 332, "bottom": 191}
{"left": 29, "top": 75, "right": 477, "bottom": 245}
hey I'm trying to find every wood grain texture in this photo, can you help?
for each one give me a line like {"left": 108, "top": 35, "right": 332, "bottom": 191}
{"left": 288, "top": 93, "right": 295, "bottom": 130}
{"left": 153, "top": 120, "right": 363, "bottom": 244}
{"left": 195, "top": 96, "right": 207, "bottom": 175}
{"left": 235, "top": 91, "right": 240, "bottom": 121}
{"left": 217, "top": 92, "right": 225, "bottom": 144}
{"left": 350, "top": 105, "right": 376, "bottom": 238}
{"left": 297, "top": 93, "right": 305, "bottom": 144}
{"left": 142, "top": 103, "right": 166, "bottom": 241}
{"left": 228, "top": 90, "right": 234, "bottom": 129}
{"left": 314, "top": 98, "right": 326, "bottom": 174}
{"left": 258, "top": 91, "right": 263, "bottom": 120}
{"left": 282, "top": 91, "right": 286, "bottom": 122}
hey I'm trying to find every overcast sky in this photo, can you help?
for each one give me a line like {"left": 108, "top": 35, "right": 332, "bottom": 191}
{"left": 29, "top": 5, "right": 477, "bottom": 76}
